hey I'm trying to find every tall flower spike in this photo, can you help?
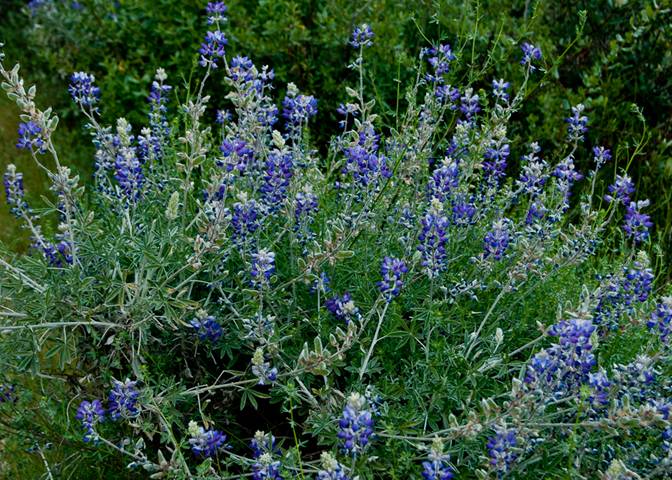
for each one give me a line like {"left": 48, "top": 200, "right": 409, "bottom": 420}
{"left": 592, "top": 146, "right": 611, "bottom": 170}
{"left": 219, "top": 138, "right": 255, "bottom": 173}
{"left": 378, "top": 256, "right": 408, "bottom": 302}
{"left": 261, "top": 150, "right": 294, "bottom": 210}
{"left": 624, "top": 200, "right": 653, "bottom": 244}
{"left": 282, "top": 83, "right": 318, "bottom": 130}
{"left": 251, "top": 431, "right": 278, "bottom": 459}
{"left": 76, "top": 399, "right": 105, "bottom": 442}
{"left": 199, "top": 30, "right": 227, "bottom": 68}
{"left": 206, "top": 1, "right": 227, "bottom": 25}
{"left": 487, "top": 426, "right": 518, "bottom": 474}
{"left": 252, "top": 452, "right": 283, "bottom": 480}
{"left": 113, "top": 119, "right": 143, "bottom": 201}
{"left": 425, "top": 44, "right": 455, "bottom": 83}
{"left": 604, "top": 174, "right": 634, "bottom": 205}
{"left": 68, "top": 72, "right": 100, "bottom": 109}
{"left": 648, "top": 297, "right": 672, "bottom": 344}
{"left": 566, "top": 104, "right": 588, "bottom": 143}
{"left": 3, "top": 164, "right": 28, "bottom": 217}
{"left": 338, "top": 392, "right": 374, "bottom": 456}
{"left": 350, "top": 24, "right": 374, "bottom": 48}
{"left": 108, "top": 378, "right": 140, "bottom": 420}
{"left": 418, "top": 198, "right": 449, "bottom": 279}
{"left": 250, "top": 249, "right": 276, "bottom": 288}
{"left": 251, "top": 347, "right": 278, "bottom": 385}
{"left": 483, "top": 219, "right": 511, "bottom": 261}
{"left": 231, "top": 196, "right": 262, "bottom": 245}
{"left": 146, "top": 69, "right": 171, "bottom": 155}
{"left": 459, "top": 87, "right": 480, "bottom": 122}
{"left": 492, "top": 78, "right": 510, "bottom": 103}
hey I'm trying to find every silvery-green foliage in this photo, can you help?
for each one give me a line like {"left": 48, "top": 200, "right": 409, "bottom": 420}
{"left": 0, "top": 6, "right": 669, "bottom": 479}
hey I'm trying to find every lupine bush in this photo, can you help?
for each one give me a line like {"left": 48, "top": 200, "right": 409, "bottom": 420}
{"left": 1, "top": 3, "right": 671, "bottom": 478}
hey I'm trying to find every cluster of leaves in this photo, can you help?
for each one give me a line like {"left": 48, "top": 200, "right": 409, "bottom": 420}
{"left": 0, "top": 2, "right": 671, "bottom": 479}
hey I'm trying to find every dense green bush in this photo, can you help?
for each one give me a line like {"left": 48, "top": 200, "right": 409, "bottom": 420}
{"left": 1, "top": 1, "right": 672, "bottom": 477}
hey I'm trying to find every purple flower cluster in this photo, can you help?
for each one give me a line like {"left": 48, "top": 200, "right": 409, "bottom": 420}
{"left": 16, "top": 121, "right": 45, "bottom": 153}
{"left": 648, "top": 297, "right": 672, "bottom": 344}
{"left": 338, "top": 392, "right": 374, "bottom": 456}
{"left": 343, "top": 122, "right": 391, "bottom": 189}
{"left": 316, "top": 452, "right": 350, "bottom": 480}
{"left": 566, "top": 104, "right": 588, "bottom": 142}
{"left": 624, "top": 200, "right": 653, "bottom": 243}
{"left": 188, "top": 421, "right": 228, "bottom": 458}
{"left": 492, "top": 78, "right": 510, "bottom": 103}
{"left": 76, "top": 399, "right": 105, "bottom": 442}
{"left": 0, "top": 383, "right": 16, "bottom": 403}
{"left": 326, "top": 292, "right": 361, "bottom": 324}
{"left": 231, "top": 197, "right": 262, "bottom": 244}
{"left": 252, "top": 456, "right": 283, "bottom": 480}
{"left": 587, "top": 369, "right": 611, "bottom": 408}
{"left": 294, "top": 188, "right": 319, "bottom": 244}
{"left": 605, "top": 174, "right": 635, "bottom": 205}
{"left": 520, "top": 42, "right": 542, "bottom": 70}
{"left": 483, "top": 140, "right": 510, "bottom": 185}
{"left": 486, "top": 426, "right": 518, "bottom": 474}
{"left": 350, "top": 24, "right": 374, "bottom": 48}
{"left": 421, "top": 439, "right": 454, "bottom": 479}
{"left": 551, "top": 154, "right": 583, "bottom": 215}
{"left": 206, "top": 1, "right": 227, "bottom": 24}
{"left": 282, "top": 85, "right": 318, "bottom": 129}
{"left": 525, "top": 318, "right": 597, "bottom": 398}
{"left": 459, "top": 88, "right": 480, "bottom": 122}
{"left": 200, "top": 30, "right": 227, "bottom": 68}
{"left": 220, "top": 138, "right": 255, "bottom": 174}
{"left": 262, "top": 150, "right": 293, "bottom": 210}
{"left": 483, "top": 219, "right": 511, "bottom": 261}
{"left": 29, "top": 225, "right": 73, "bottom": 267}
{"left": 190, "top": 313, "right": 223, "bottom": 342}
{"left": 108, "top": 378, "right": 140, "bottom": 420}
{"left": 594, "top": 260, "right": 653, "bottom": 329}
{"left": 517, "top": 143, "right": 547, "bottom": 196}
{"left": 427, "top": 158, "right": 459, "bottom": 203}
{"left": 145, "top": 70, "right": 171, "bottom": 159}
{"left": 425, "top": 44, "right": 455, "bottom": 83}
{"left": 418, "top": 199, "right": 449, "bottom": 278}
{"left": 435, "top": 84, "right": 460, "bottom": 107}
{"left": 226, "top": 56, "right": 276, "bottom": 119}
{"left": 250, "top": 249, "right": 275, "bottom": 287}
{"left": 68, "top": 72, "right": 100, "bottom": 108}
{"left": 592, "top": 146, "right": 612, "bottom": 170}
{"left": 378, "top": 256, "right": 407, "bottom": 302}
{"left": 251, "top": 348, "right": 278, "bottom": 385}
{"left": 3, "top": 164, "right": 28, "bottom": 217}
{"left": 611, "top": 355, "right": 657, "bottom": 401}
{"left": 251, "top": 431, "right": 278, "bottom": 458}
{"left": 114, "top": 139, "right": 143, "bottom": 201}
